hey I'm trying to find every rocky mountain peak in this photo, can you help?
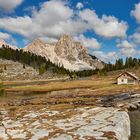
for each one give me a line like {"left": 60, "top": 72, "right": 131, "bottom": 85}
{"left": 55, "top": 35, "right": 82, "bottom": 58}
{"left": 24, "top": 38, "right": 48, "bottom": 52}
{"left": 23, "top": 35, "right": 104, "bottom": 71}
{"left": 58, "top": 35, "right": 73, "bottom": 44}
{"left": 31, "top": 38, "right": 46, "bottom": 46}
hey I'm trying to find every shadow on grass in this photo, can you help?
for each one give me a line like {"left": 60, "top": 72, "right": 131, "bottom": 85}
{"left": 0, "top": 83, "right": 5, "bottom": 96}
{"left": 129, "top": 110, "right": 140, "bottom": 140}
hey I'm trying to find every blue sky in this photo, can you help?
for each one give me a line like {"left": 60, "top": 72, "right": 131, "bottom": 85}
{"left": 0, "top": 0, "right": 140, "bottom": 62}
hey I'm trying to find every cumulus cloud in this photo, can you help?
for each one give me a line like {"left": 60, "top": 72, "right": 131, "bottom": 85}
{"left": 131, "top": 2, "right": 140, "bottom": 24}
{"left": 120, "top": 47, "right": 137, "bottom": 57}
{"left": 0, "top": 0, "right": 87, "bottom": 40}
{"left": 0, "top": 16, "right": 36, "bottom": 37}
{"left": 79, "top": 9, "right": 128, "bottom": 38}
{"left": 0, "top": 0, "right": 24, "bottom": 11}
{"left": 0, "top": 0, "right": 128, "bottom": 44}
{"left": 76, "top": 2, "right": 84, "bottom": 10}
{"left": 130, "top": 32, "right": 140, "bottom": 44}
{"left": 93, "top": 51, "right": 118, "bottom": 62}
{"left": 117, "top": 40, "right": 136, "bottom": 48}
{"left": 0, "top": 32, "right": 11, "bottom": 39}
{"left": 117, "top": 40, "right": 137, "bottom": 57}
{"left": 75, "top": 35, "right": 101, "bottom": 49}
{"left": 33, "top": 0, "right": 73, "bottom": 27}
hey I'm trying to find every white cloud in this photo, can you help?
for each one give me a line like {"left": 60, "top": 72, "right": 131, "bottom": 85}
{"left": 117, "top": 40, "right": 136, "bottom": 48}
{"left": 129, "top": 32, "right": 140, "bottom": 44}
{"left": 117, "top": 40, "right": 137, "bottom": 57}
{"left": 120, "top": 47, "right": 137, "bottom": 57}
{"left": 0, "top": 0, "right": 24, "bottom": 11}
{"left": 0, "top": 16, "right": 36, "bottom": 37}
{"left": 0, "top": 0, "right": 87, "bottom": 40}
{"left": 75, "top": 35, "right": 101, "bottom": 49}
{"left": 79, "top": 9, "right": 128, "bottom": 38}
{"left": 0, "top": 32, "right": 11, "bottom": 39}
{"left": 33, "top": 0, "right": 73, "bottom": 27}
{"left": 93, "top": 51, "right": 118, "bottom": 62}
{"left": 0, "top": 0, "right": 128, "bottom": 45}
{"left": 76, "top": 2, "right": 84, "bottom": 10}
{"left": 131, "top": 2, "right": 140, "bottom": 24}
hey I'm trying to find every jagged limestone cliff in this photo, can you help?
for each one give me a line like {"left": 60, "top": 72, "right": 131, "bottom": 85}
{"left": 24, "top": 35, "right": 104, "bottom": 71}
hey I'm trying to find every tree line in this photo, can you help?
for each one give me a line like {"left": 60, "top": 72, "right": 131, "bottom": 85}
{"left": 0, "top": 45, "right": 140, "bottom": 78}
{"left": 104, "top": 57, "right": 140, "bottom": 72}
{"left": 0, "top": 45, "right": 69, "bottom": 75}
{"left": 71, "top": 57, "right": 140, "bottom": 77}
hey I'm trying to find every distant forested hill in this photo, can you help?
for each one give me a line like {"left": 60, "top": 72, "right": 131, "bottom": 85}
{"left": 0, "top": 46, "right": 69, "bottom": 75}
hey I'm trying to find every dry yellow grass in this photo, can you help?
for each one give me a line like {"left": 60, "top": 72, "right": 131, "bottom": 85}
{"left": 5, "top": 79, "right": 111, "bottom": 92}
{"left": 3, "top": 79, "right": 53, "bottom": 85}
{"left": 4, "top": 75, "right": 140, "bottom": 96}
{"left": 2, "top": 74, "right": 140, "bottom": 112}
{"left": 3, "top": 68, "right": 140, "bottom": 97}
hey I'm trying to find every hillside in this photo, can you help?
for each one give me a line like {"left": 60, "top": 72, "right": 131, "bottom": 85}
{"left": 0, "top": 59, "right": 69, "bottom": 81}
{"left": 0, "top": 59, "right": 38, "bottom": 81}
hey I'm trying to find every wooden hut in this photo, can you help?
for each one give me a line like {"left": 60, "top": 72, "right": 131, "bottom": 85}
{"left": 117, "top": 72, "right": 139, "bottom": 85}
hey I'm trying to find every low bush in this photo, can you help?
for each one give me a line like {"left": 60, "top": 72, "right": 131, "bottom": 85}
{"left": 0, "top": 83, "right": 5, "bottom": 96}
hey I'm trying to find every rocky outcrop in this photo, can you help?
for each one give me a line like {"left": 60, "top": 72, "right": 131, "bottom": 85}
{"left": 24, "top": 35, "right": 104, "bottom": 71}
{"left": 0, "top": 107, "right": 130, "bottom": 140}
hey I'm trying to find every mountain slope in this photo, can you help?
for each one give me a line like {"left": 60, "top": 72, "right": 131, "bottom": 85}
{"left": 0, "top": 39, "right": 17, "bottom": 50}
{"left": 24, "top": 39, "right": 55, "bottom": 61}
{"left": 24, "top": 35, "right": 104, "bottom": 71}
{"left": 0, "top": 59, "right": 38, "bottom": 81}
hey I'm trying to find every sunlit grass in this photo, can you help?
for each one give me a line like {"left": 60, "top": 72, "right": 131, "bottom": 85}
{"left": 4, "top": 77, "right": 140, "bottom": 96}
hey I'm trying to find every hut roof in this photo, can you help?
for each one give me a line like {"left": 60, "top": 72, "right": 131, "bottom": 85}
{"left": 117, "top": 72, "right": 139, "bottom": 80}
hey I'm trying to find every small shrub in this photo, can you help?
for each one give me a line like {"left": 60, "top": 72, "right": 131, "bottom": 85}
{"left": 0, "top": 83, "right": 5, "bottom": 96}
{"left": 39, "top": 64, "right": 46, "bottom": 75}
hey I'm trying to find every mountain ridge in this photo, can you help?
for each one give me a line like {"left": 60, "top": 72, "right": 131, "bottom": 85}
{"left": 0, "top": 35, "right": 104, "bottom": 71}
{"left": 24, "top": 35, "right": 104, "bottom": 71}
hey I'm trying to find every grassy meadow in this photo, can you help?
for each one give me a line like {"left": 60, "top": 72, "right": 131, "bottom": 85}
{"left": 3, "top": 71, "right": 140, "bottom": 96}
